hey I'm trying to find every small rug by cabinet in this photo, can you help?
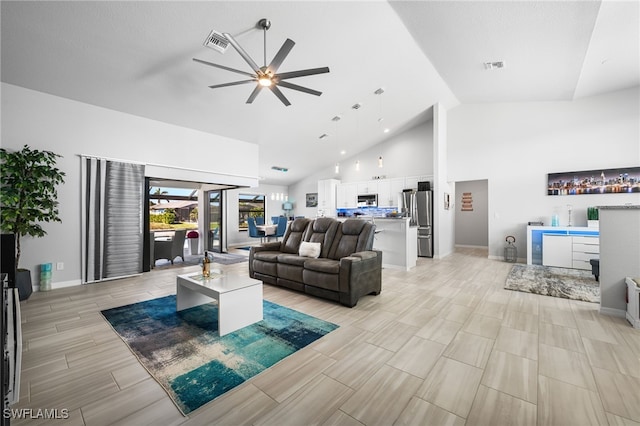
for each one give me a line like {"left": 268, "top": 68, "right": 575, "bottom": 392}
{"left": 505, "top": 264, "right": 600, "bottom": 303}
{"left": 101, "top": 296, "right": 338, "bottom": 415}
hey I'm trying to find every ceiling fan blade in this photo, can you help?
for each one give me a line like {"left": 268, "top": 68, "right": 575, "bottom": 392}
{"left": 267, "top": 38, "right": 295, "bottom": 74}
{"left": 277, "top": 81, "right": 322, "bottom": 96}
{"left": 269, "top": 85, "right": 291, "bottom": 106}
{"left": 208, "top": 79, "right": 255, "bottom": 89}
{"left": 222, "top": 32, "right": 262, "bottom": 75}
{"left": 246, "top": 85, "right": 263, "bottom": 104}
{"left": 193, "top": 58, "right": 256, "bottom": 78}
{"left": 276, "top": 67, "right": 330, "bottom": 80}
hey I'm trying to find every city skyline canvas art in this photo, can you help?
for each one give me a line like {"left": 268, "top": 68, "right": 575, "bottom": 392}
{"left": 548, "top": 166, "right": 640, "bottom": 195}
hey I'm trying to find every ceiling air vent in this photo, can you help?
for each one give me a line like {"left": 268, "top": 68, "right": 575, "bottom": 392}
{"left": 203, "top": 30, "right": 229, "bottom": 53}
{"left": 271, "top": 166, "right": 288, "bottom": 172}
{"left": 484, "top": 61, "right": 505, "bottom": 70}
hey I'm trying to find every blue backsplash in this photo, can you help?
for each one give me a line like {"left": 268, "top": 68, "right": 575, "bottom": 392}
{"left": 336, "top": 206, "right": 400, "bottom": 218}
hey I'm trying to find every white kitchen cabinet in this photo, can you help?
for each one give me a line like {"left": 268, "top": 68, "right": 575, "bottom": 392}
{"left": 390, "top": 178, "right": 406, "bottom": 205}
{"left": 336, "top": 183, "right": 357, "bottom": 208}
{"left": 377, "top": 180, "right": 392, "bottom": 207}
{"left": 357, "top": 181, "right": 378, "bottom": 195}
{"left": 404, "top": 175, "right": 433, "bottom": 191}
{"left": 405, "top": 176, "right": 418, "bottom": 190}
{"left": 317, "top": 179, "right": 339, "bottom": 216}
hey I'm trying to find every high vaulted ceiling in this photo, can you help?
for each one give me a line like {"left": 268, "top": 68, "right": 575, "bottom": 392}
{"left": 2, "top": 1, "right": 638, "bottom": 185}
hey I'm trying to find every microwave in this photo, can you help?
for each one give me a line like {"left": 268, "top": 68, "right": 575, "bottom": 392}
{"left": 357, "top": 194, "right": 378, "bottom": 207}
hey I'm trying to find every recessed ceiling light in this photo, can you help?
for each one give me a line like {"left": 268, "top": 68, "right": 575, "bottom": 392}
{"left": 383, "top": 128, "right": 390, "bottom": 133}
{"left": 340, "top": 150, "right": 346, "bottom": 155}
{"left": 351, "top": 103, "right": 362, "bottom": 110}
{"left": 331, "top": 115, "right": 342, "bottom": 122}
{"left": 319, "top": 134, "right": 329, "bottom": 140}
{"left": 374, "top": 88, "right": 385, "bottom": 95}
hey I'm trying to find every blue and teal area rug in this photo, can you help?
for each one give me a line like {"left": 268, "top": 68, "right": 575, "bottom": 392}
{"left": 101, "top": 296, "right": 338, "bottom": 415}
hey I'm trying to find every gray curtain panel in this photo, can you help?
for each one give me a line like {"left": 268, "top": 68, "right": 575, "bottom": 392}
{"left": 81, "top": 157, "right": 145, "bottom": 283}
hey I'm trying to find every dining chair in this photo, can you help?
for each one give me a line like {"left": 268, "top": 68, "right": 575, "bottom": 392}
{"left": 271, "top": 216, "right": 280, "bottom": 225}
{"left": 247, "top": 217, "right": 265, "bottom": 242}
{"left": 255, "top": 217, "right": 265, "bottom": 225}
{"left": 274, "top": 216, "right": 287, "bottom": 241}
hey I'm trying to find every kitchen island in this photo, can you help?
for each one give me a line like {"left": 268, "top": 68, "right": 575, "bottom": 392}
{"left": 338, "top": 217, "right": 417, "bottom": 270}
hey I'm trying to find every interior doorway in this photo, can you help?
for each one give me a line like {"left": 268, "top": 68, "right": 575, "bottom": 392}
{"left": 454, "top": 179, "right": 489, "bottom": 249}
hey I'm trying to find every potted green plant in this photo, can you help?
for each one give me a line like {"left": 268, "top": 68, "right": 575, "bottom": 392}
{"left": 587, "top": 207, "right": 599, "bottom": 228}
{"left": 0, "top": 145, "right": 66, "bottom": 299}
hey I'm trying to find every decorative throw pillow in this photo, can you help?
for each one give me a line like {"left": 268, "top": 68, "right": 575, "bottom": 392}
{"left": 299, "top": 241, "right": 321, "bottom": 258}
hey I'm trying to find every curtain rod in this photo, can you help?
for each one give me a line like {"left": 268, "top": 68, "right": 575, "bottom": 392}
{"left": 77, "top": 154, "right": 258, "bottom": 180}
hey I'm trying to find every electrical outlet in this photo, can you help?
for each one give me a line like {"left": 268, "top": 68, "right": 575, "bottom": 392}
{"left": 56, "top": 262, "right": 64, "bottom": 271}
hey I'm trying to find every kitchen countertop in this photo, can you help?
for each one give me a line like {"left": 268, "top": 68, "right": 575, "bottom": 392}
{"left": 597, "top": 205, "right": 640, "bottom": 210}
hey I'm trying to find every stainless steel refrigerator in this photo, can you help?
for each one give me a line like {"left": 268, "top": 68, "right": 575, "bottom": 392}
{"left": 416, "top": 190, "right": 433, "bottom": 257}
{"left": 402, "top": 189, "right": 433, "bottom": 257}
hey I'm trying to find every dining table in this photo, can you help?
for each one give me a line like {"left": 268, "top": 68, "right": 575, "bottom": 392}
{"left": 256, "top": 224, "right": 277, "bottom": 238}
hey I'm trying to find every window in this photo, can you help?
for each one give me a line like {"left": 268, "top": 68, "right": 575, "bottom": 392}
{"left": 238, "top": 193, "right": 265, "bottom": 230}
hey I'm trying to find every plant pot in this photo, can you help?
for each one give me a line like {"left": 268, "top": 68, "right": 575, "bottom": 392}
{"left": 15, "top": 269, "right": 33, "bottom": 301}
{"left": 587, "top": 220, "right": 599, "bottom": 229}
{"left": 189, "top": 238, "right": 199, "bottom": 255}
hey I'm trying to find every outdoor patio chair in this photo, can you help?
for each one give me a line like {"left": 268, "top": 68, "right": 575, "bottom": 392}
{"left": 154, "top": 229, "right": 186, "bottom": 265}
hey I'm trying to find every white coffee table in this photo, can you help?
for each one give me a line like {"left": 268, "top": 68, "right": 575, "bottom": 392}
{"left": 176, "top": 272, "right": 263, "bottom": 336}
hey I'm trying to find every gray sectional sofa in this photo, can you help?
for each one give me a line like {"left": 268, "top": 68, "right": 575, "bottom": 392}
{"left": 249, "top": 217, "right": 382, "bottom": 307}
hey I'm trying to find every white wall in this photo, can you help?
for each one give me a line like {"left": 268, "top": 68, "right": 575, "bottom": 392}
{"left": 289, "top": 120, "right": 434, "bottom": 218}
{"left": 433, "top": 103, "right": 455, "bottom": 259}
{"left": 1, "top": 83, "right": 259, "bottom": 286}
{"left": 448, "top": 87, "right": 640, "bottom": 259}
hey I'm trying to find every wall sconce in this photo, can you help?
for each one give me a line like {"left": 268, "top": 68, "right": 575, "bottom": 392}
{"left": 335, "top": 163, "right": 340, "bottom": 174}
{"left": 378, "top": 156, "right": 383, "bottom": 168}
{"left": 355, "top": 160, "right": 360, "bottom": 171}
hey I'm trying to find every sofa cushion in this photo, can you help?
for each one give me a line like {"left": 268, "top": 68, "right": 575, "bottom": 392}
{"left": 299, "top": 242, "right": 321, "bottom": 258}
{"left": 304, "top": 258, "right": 340, "bottom": 274}
{"left": 303, "top": 217, "right": 339, "bottom": 258}
{"left": 328, "top": 220, "right": 375, "bottom": 260}
{"left": 253, "top": 251, "right": 281, "bottom": 263}
{"left": 277, "top": 263, "right": 304, "bottom": 283}
{"left": 280, "top": 218, "right": 311, "bottom": 254}
{"left": 253, "top": 259, "right": 277, "bottom": 277}
{"left": 303, "top": 269, "right": 340, "bottom": 292}
{"left": 277, "top": 253, "right": 308, "bottom": 266}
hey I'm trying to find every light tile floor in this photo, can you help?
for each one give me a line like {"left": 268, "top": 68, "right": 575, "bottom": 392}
{"left": 12, "top": 247, "right": 640, "bottom": 425}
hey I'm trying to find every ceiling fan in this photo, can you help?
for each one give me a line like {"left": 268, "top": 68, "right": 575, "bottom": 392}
{"left": 193, "top": 18, "right": 330, "bottom": 106}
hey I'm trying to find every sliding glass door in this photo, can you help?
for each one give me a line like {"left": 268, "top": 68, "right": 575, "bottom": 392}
{"left": 208, "top": 191, "right": 223, "bottom": 253}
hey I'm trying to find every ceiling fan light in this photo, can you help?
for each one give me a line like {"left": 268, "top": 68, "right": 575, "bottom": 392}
{"left": 259, "top": 76, "right": 272, "bottom": 87}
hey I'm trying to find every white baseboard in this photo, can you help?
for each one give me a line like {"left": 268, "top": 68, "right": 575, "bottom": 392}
{"left": 35, "top": 279, "right": 83, "bottom": 292}
{"left": 455, "top": 244, "right": 489, "bottom": 249}
{"left": 599, "top": 306, "right": 626, "bottom": 318}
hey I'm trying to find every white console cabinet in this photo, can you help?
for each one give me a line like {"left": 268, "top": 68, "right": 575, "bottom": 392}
{"left": 542, "top": 235, "right": 573, "bottom": 268}
{"left": 542, "top": 234, "right": 599, "bottom": 270}
{"left": 527, "top": 226, "right": 599, "bottom": 269}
